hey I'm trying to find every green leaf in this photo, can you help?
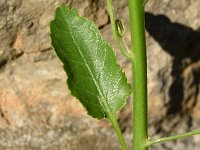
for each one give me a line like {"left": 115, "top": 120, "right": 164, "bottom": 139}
{"left": 50, "top": 5, "right": 131, "bottom": 119}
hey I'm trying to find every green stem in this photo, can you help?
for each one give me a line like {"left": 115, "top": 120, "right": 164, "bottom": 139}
{"left": 109, "top": 115, "right": 127, "bottom": 150}
{"left": 128, "top": 0, "right": 148, "bottom": 150}
{"left": 106, "top": 0, "right": 132, "bottom": 60}
{"left": 146, "top": 130, "right": 200, "bottom": 147}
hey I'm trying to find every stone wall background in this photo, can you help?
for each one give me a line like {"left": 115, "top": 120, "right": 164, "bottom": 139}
{"left": 0, "top": 0, "right": 199, "bottom": 149}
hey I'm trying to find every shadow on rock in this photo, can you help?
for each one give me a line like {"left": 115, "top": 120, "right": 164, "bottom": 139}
{"left": 145, "top": 13, "right": 200, "bottom": 120}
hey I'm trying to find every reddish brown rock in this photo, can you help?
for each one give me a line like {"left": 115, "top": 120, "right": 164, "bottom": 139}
{"left": 0, "top": 0, "right": 199, "bottom": 149}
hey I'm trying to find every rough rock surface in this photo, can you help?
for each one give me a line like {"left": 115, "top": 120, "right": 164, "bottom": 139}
{"left": 0, "top": 0, "right": 199, "bottom": 149}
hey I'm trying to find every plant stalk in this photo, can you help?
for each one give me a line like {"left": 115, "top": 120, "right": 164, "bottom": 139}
{"left": 128, "top": 0, "right": 148, "bottom": 150}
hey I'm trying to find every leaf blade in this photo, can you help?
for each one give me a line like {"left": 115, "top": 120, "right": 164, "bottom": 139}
{"left": 50, "top": 5, "right": 131, "bottom": 119}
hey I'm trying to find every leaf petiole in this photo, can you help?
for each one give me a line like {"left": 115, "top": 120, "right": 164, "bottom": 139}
{"left": 106, "top": 0, "right": 132, "bottom": 60}
{"left": 146, "top": 130, "right": 200, "bottom": 147}
{"left": 109, "top": 114, "right": 127, "bottom": 150}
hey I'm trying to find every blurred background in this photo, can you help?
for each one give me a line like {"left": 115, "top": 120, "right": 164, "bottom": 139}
{"left": 0, "top": 0, "right": 199, "bottom": 149}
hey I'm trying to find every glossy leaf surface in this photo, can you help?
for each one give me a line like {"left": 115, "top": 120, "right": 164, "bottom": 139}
{"left": 50, "top": 6, "right": 131, "bottom": 119}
